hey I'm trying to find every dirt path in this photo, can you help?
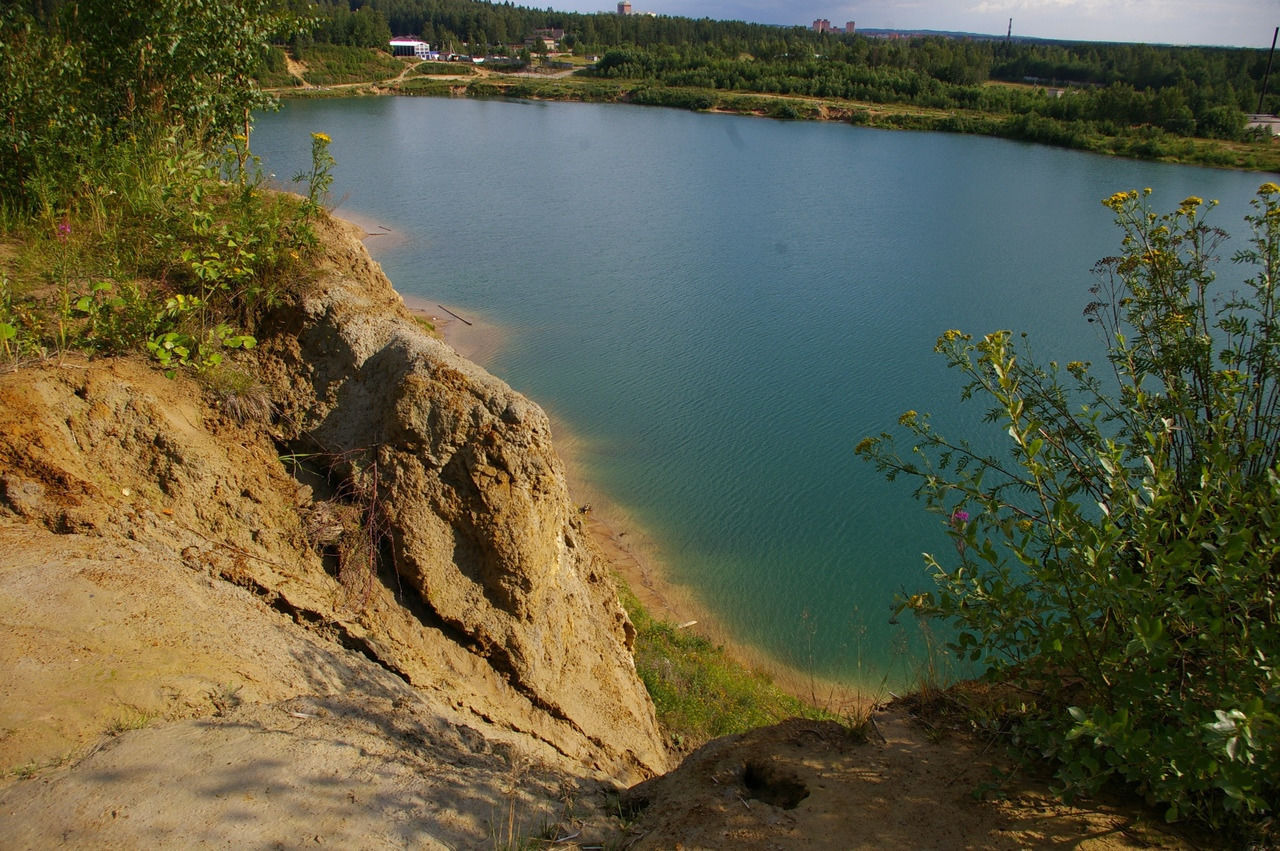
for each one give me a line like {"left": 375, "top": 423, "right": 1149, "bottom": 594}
{"left": 619, "top": 714, "right": 1200, "bottom": 850}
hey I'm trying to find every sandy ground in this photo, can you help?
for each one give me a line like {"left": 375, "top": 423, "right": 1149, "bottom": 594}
{"left": 0, "top": 517, "right": 620, "bottom": 849}
{"left": 0, "top": 512, "right": 1201, "bottom": 850}
{"left": 618, "top": 713, "right": 1202, "bottom": 850}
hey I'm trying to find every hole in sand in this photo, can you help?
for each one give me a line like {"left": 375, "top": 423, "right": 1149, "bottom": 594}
{"left": 742, "top": 760, "right": 809, "bottom": 809}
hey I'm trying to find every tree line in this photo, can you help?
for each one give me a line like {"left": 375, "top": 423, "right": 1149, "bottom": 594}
{"left": 273, "top": 0, "right": 1275, "bottom": 141}
{"left": 10, "top": 0, "right": 1276, "bottom": 150}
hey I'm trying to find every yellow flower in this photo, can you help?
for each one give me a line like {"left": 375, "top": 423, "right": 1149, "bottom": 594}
{"left": 1179, "top": 195, "right": 1203, "bottom": 209}
{"left": 898, "top": 410, "right": 918, "bottom": 427}
{"left": 1102, "top": 190, "right": 1138, "bottom": 211}
{"left": 905, "top": 593, "right": 930, "bottom": 611}
{"left": 1259, "top": 182, "right": 1280, "bottom": 196}
{"left": 312, "top": 131, "right": 331, "bottom": 144}
{"left": 934, "top": 329, "right": 971, "bottom": 352}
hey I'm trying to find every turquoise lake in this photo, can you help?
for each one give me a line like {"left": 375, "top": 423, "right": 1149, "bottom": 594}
{"left": 252, "top": 97, "right": 1272, "bottom": 687}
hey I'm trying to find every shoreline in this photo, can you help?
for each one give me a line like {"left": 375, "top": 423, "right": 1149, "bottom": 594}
{"left": 396, "top": 289, "right": 697, "bottom": 628}
{"left": 274, "top": 75, "right": 1280, "bottom": 175}
{"left": 393, "top": 289, "right": 877, "bottom": 716}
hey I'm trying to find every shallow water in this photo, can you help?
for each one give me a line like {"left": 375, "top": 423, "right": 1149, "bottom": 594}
{"left": 253, "top": 97, "right": 1271, "bottom": 687}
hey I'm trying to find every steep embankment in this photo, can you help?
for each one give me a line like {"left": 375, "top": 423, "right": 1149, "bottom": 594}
{"left": 0, "top": 216, "right": 665, "bottom": 846}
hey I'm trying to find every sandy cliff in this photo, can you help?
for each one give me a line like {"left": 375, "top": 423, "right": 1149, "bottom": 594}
{"left": 0, "top": 215, "right": 665, "bottom": 846}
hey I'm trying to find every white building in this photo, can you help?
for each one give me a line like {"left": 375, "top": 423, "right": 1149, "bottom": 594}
{"left": 389, "top": 38, "right": 436, "bottom": 60}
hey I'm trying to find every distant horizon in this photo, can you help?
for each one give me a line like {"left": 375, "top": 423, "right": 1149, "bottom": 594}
{"left": 547, "top": 1, "right": 1276, "bottom": 50}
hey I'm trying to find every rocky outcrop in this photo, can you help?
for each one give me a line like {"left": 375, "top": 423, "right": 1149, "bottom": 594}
{"left": 257, "top": 216, "right": 668, "bottom": 778}
{"left": 0, "top": 214, "right": 667, "bottom": 786}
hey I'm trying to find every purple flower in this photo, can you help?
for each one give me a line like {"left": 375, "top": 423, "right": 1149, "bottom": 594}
{"left": 56, "top": 220, "right": 71, "bottom": 242}
{"left": 951, "top": 510, "right": 970, "bottom": 526}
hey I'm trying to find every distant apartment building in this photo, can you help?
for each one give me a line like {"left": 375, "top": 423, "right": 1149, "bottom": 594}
{"left": 618, "top": 1, "right": 631, "bottom": 14}
{"left": 811, "top": 19, "right": 855, "bottom": 34}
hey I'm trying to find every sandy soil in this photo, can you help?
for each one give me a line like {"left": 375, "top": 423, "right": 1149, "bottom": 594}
{"left": 0, "top": 511, "right": 1204, "bottom": 850}
{"left": 617, "top": 713, "right": 1201, "bottom": 850}
{"left": 0, "top": 515, "right": 622, "bottom": 849}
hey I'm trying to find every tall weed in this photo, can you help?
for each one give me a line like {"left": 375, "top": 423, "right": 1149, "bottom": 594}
{"left": 859, "top": 186, "right": 1280, "bottom": 841}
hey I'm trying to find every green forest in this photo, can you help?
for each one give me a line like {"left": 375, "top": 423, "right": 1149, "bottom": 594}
{"left": 299, "top": 0, "right": 1278, "bottom": 166}
{"left": 10, "top": 0, "right": 1280, "bottom": 167}
{"left": 295, "top": 0, "right": 1276, "bottom": 142}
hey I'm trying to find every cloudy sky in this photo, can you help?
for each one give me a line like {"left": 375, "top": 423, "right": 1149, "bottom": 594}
{"left": 558, "top": 0, "right": 1276, "bottom": 48}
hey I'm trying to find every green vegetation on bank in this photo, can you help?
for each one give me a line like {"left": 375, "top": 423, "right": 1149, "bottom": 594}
{"left": 282, "top": 6, "right": 1280, "bottom": 168}
{"left": 0, "top": 1, "right": 325, "bottom": 375}
{"left": 274, "top": 0, "right": 1277, "bottom": 168}
{"left": 858, "top": 187, "right": 1280, "bottom": 843}
{"left": 12, "top": 0, "right": 1278, "bottom": 169}
{"left": 295, "top": 42, "right": 404, "bottom": 85}
{"left": 287, "top": 64, "right": 1280, "bottom": 171}
{"left": 616, "top": 578, "right": 852, "bottom": 751}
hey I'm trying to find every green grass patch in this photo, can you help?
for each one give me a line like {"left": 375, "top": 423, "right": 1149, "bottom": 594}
{"left": 254, "top": 46, "right": 297, "bottom": 89}
{"left": 0, "top": 129, "right": 325, "bottom": 371}
{"left": 297, "top": 45, "right": 402, "bottom": 87}
{"left": 397, "top": 78, "right": 462, "bottom": 96}
{"left": 616, "top": 576, "right": 852, "bottom": 751}
{"left": 410, "top": 61, "right": 476, "bottom": 77}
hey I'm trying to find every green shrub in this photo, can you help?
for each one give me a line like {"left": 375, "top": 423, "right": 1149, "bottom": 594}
{"left": 398, "top": 78, "right": 457, "bottom": 96}
{"left": 465, "top": 81, "right": 503, "bottom": 98}
{"left": 255, "top": 45, "right": 297, "bottom": 88}
{"left": 627, "top": 86, "right": 715, "bottom": 111}
{"left": 0, "top": 125, "right": 330, "bottom": 372}
{"left": 858, "top": 186, "right": 1280, "bottom": 842}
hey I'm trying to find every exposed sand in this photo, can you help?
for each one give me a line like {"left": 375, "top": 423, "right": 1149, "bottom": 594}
{"left": 329, "top": 208, "right": 412, "bottom": 251}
